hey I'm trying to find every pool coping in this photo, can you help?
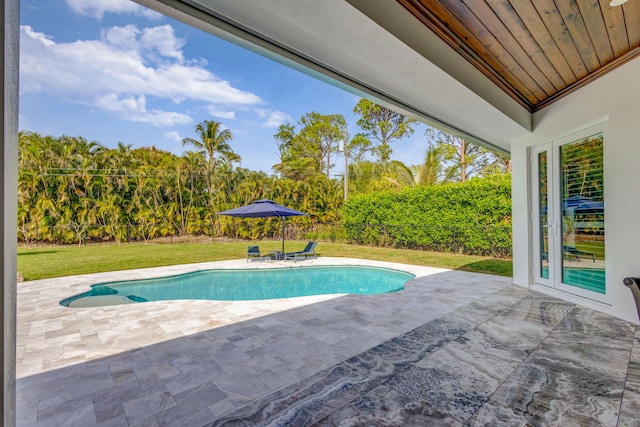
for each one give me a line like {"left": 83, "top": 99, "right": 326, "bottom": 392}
{"left": 61, "top": 263, "right": 418, "bottom": 307}
{"left": 16, "top": 257, "right": 453, "bottom": 379}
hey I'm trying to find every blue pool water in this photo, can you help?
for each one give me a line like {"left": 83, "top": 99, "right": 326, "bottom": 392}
{"left": 563, "top": 267, "right": 605, "bottom": 294}
{"left": 60, "top": 266, "right": 415, "bottom": 307}
{"left": 540, "top": 266, "right": 605, "bottom": 294}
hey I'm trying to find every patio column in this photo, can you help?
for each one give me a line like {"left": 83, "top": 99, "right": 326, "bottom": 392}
{"left": 1, "top": 0, "right": 19, "bottom": 424}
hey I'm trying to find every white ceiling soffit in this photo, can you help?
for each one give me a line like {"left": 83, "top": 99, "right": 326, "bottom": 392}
{"left": 135, "top": 0, "right": 534, "bottom": 154}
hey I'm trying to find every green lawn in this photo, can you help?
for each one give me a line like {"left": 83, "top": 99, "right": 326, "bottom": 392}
{"left": 574, "top": 240, "right": 605, "bottom": 259}
{"left": 17, "top": 240, "right": 513, "bottom": 281}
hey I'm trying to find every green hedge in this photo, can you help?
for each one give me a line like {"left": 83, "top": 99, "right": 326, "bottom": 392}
{"left": 342, "top": 175, "right": 512, "bottom": 257}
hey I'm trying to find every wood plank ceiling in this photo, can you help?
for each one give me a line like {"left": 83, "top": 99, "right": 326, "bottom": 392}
{"left": 398, "top": 0, "right": 640, "bottom": 112}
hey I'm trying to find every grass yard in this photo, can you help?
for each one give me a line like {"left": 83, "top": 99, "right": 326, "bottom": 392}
{"left": 17, "top": 240, "right": 513, "bottom": 281}
{"left": 574, "top": 240, "right": 605, "bottom": 259}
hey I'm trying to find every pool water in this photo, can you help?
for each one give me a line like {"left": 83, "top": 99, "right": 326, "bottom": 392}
{"left": 540, "top": 266, "right": 605, "bottom": 294}
{"left": 60, "top": 266, "right": 415, "bottom": 307}
{"left": 563, "top": 267, "right": 605, "bottom": 294}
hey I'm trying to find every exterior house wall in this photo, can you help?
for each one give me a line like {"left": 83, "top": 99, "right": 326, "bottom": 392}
{"left": 512, "top": 56, "right": 640, "bottom": 324}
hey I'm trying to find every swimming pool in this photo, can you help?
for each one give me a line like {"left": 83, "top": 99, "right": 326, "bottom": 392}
{"left": 60, "top": 266, "right": 415, "bottom": 307}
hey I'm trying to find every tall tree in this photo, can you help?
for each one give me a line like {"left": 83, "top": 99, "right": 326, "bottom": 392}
{"left": 491, "top": 152, "right": 512, "bottom": 174}
{"left": 344, "top": 132, "right": 372, "bottom": 163}
{"left": 298, "top": 112, "right": 345, "bottom": 178}
{"left": 181, "top": 120, "right": 240, "bottom": 173}
{"left": 425, "top": 128, "right": 490, "bottom": 183}
{"left": 17, "top": 130, "right": 345, "bottom": 245}
{"left": 182, "top": 120, "right": 240, "bottom": 235}
{"left": 273, "top": 112, "right": 346, "bottom": 179}
{"left": 353, "top": 99, "right": 416, "bottom": 162}
{"left": 273, "top": 123, "right": 318, "bottom": 180}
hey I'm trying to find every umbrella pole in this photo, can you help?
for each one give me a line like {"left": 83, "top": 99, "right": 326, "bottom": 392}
{"left": 281, "top": 217, "right": 285, "bottom": 254}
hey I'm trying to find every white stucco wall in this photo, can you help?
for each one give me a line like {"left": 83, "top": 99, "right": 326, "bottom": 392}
{"left": 512, "top": 56, "right": 640, "bottom": 324}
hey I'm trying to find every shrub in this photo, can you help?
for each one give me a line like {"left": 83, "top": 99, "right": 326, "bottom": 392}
{"left": 342, "top": 175, "right": 512, "bottom": 257}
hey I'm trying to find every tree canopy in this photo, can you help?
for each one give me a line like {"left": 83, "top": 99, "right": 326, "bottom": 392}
{"left": 17, "top": 131, "right": 342, "bottom": 245}
{"left": 182, "top": 119, "right": 239, "bottom": 173}
{"left": 18, "top": 99, "right": 512, "bottom": 246}
{"left": 353, "top": 99, "right": 417, "bottom": 162}
{"left": 425, "top": 128, "right": 509, "bottom": 183}
{"left": 273, "top": 112, "right": 347, "bottom": 179}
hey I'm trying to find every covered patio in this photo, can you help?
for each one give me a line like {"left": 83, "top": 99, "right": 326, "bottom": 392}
{"left": 125, "top": 0, "right": 640, "bottom": 324}
{"left": 15, "top": 259, "right": 640, "bottom": 425}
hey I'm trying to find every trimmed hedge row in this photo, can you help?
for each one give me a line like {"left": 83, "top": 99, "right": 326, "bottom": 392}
{"left": 342, "top": 175, "right": 512, "bottom": 257}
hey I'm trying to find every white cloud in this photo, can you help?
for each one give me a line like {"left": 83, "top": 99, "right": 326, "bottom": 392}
{"left": 140, "top": 25, "right": 185, "bottom": 61}
{"left": 66, "top": 0, "right": 162, "bottom": 20}
{"left": 20, "top": 25, "right": 263, "bottom": 127}
{"left": 206, "top": 106, "right": 236, "bottom": 120}
{"left": 22, "top": 25, "right": 54, "bottom": 46}
{"left": 256, "top": 109, "right": 292, "bottom": 128}
{"left": 95, "top": 94, "right": 191, "bottom": 127}
{"left": 101, "top": 25, "right": 185, "bottom": 62}
{"left": 163, "top": 131, "right": 183, "bottom": 142}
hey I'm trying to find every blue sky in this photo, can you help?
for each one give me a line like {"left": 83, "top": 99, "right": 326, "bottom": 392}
{"left": 19, "top": 0, "right": 430, "bottom": 174}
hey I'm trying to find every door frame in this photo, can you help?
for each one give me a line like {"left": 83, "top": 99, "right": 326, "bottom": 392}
{"left": 531, "top": 143, "right": 553, "bottom": 288}
{"left": 531, "top": 123, "right": 609, "bottom": 304}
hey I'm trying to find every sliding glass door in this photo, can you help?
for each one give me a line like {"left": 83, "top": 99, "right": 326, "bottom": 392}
{"left": 533, "top": 128, "right": 606, "bottom": 301}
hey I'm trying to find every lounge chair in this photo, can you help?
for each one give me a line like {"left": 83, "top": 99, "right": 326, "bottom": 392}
{"left": 247, "top": 245, "right": 263, "bottom": 262}
{"left": 285, "top": 242, "right": 317, "bottom": 262}
{"left": 563, "top": 245, "right": 595, "bottom": 262}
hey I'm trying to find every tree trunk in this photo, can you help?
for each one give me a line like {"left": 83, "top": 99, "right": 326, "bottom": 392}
{"left": 460, "top": 140, "right": 467, "bottom": 183}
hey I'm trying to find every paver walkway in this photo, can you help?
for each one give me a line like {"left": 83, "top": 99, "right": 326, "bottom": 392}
{"left": 15, "top": 258, "right": 640, "bottom": 426}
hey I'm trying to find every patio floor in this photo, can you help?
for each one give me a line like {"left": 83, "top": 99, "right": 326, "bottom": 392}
{"left": 15, "top": 258, "right": 640, "bottom": 426}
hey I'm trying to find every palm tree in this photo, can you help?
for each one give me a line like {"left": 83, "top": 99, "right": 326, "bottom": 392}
{"left": 182, "top": 120, "right": 240, "bottom": 236}
{"left": 181, "top": 120, "right": 240, "bottom": 173}
{"left": 348, "top": 160, "right": 417, "bottom": 193}
{"left": 413, "top": 144, "right": 450, "bottom": 186}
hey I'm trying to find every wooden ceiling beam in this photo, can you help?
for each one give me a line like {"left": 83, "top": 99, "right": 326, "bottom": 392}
{"left": 487, "top": 0, "right": 577, "bottom": 87}
{"left": 600, "top": 1, "right": 630, "bottom": 56}
{"left": 397, "top": 0, "right": 640, "bottom": 112}
{"left": 623, "top": 1, "right": 640, "bottom": 48}
{"left": 398, "top": 0, "right": 539, "bottom": 109}
{"left": 577, "top": 0, "right": 615, "bottom": 65}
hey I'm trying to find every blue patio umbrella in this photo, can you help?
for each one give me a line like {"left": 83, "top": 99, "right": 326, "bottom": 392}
{"left": 541, "top": 195, "right": 604, "bottom": 215}
{"left": 218, "top": 199, "right": 306, "bottom": 253}
{"left": 563, "top": 195, "right": 604, "bottom": 214}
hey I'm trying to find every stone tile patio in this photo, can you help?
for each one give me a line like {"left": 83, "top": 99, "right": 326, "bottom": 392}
{"left": 15, "top": 258, "right": 640, "bottom": 426}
